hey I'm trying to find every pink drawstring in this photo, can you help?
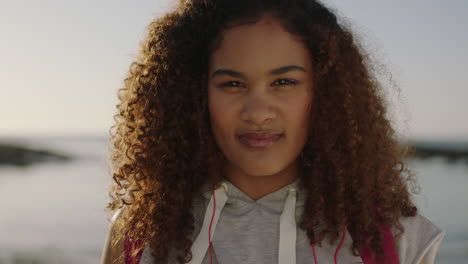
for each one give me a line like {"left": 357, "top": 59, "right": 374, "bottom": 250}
{"left": 208, "top": 187, "right": 217, "bottom": 264}
{"left": 311, "top": 243, "right": 318, "bottom": 264}
{"left": 310, "top": 224, "right": 347, "bottom": 264}
{"left": 333, "top": 224, "right": 347, "bottom": 263}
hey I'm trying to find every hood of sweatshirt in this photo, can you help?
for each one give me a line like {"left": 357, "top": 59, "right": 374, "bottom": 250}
{"left": 185, "top": 176, "right": 307, "bottom": 264}
{"left": 138, "top": 174, "right": 436, "bottom": 264}
{"left": 200, "top": 176, "right": 306, "bottom": 213}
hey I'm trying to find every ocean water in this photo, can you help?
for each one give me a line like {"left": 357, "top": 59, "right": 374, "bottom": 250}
{"left": 0, "top": 136, "right": 466, "bottom": 263}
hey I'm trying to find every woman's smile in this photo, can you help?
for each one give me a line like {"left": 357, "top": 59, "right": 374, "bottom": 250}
{"left": 237, "top": 133, "right": 284, "bottom": 149}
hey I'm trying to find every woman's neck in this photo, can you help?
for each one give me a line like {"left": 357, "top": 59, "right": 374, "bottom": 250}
{"left": 223, "top": 161, "right": 299, "bottom": 201}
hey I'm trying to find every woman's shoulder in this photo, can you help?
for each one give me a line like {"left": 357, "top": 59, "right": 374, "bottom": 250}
{"left": 101, "top": 206, "right": 127, "bottom": 264}
{"left": 393, "top": 213, "right": 445, "bottom": 264}
{"left": 111, "top": 206, "right": 126, "bottom": 224}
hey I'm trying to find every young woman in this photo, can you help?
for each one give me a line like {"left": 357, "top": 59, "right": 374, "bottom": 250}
{"left": 101, "top": 0, "right": 445, "bottom": 263}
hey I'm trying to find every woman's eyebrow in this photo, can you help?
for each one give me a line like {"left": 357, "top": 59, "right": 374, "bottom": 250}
{"left": 210, "top": 65, "right": 306, "bottom": 79}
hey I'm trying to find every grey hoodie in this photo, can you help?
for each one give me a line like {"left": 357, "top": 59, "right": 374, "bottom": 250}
{"left": 123, "top": 176, "right": 445, "bottom": 264}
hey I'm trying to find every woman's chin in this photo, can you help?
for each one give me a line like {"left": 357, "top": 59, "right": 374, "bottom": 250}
{"left": 238, "top": 165, "right": 284, "bottom": 178}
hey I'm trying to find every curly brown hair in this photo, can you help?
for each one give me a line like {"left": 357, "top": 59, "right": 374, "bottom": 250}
{"left": 105, "top": 0, "right": 419, "bottom": 263}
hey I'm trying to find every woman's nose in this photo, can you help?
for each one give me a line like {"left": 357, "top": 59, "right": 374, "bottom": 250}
{"left": 240, "top": 96, "right": 277, "bottom": 126}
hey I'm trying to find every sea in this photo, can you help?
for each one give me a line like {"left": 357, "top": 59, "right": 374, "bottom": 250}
{"left": 0, "top": 135, "right": 466, "bottom": 264}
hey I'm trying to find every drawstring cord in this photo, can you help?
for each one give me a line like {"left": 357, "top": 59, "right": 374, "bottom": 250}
{"left": 310, "top": 223, "right": 347, "bottom": 264}
{"left": 311, "top": 243, "right": 318, "bottom": 264}
{"left": 209, "top": 187, "right": 217, "bottom": 264}
{"left": 334, "top": 224, "right": 347, "bottom": 264}
{"left": 188, "top": 183, "right": 228, "bottom": 264}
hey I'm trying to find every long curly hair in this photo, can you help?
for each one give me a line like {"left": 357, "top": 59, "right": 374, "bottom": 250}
{"left": 105, "top": 0, "right": 419, "bottom": 263}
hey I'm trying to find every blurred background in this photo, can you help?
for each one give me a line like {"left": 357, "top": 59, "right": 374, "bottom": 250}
{"left": 0, "top": 0, "right": 467, "bottom": 263}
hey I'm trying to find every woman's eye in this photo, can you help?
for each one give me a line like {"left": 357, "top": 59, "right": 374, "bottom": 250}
{"left": 220, "top": 81, "right": 243, "bottom": 87}
{"left": 218, "top": 79, "right": 298, "bottom": 90}
{"left": 274, "top": 79, "right": 297, "bottom": 86}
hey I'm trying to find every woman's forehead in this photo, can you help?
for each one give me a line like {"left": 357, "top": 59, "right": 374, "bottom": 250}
{"left": 209, "top": 17, "right": 312, "bottom": 77}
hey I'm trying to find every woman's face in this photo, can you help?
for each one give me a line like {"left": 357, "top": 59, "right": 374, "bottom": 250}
{"left": 208, "top": 15, "right": 314, "bottom": 179}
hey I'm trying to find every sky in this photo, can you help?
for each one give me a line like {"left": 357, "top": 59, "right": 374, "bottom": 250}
{"left": 1, "top": 0, "right": 467, "bottom": 141}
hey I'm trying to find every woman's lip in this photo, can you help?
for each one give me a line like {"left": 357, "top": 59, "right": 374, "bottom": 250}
{"left": 237, "top": 133, "right": 284, "bottom": 148}
{"left": 237, "top": 132, "right": 283, "bottom": 138}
